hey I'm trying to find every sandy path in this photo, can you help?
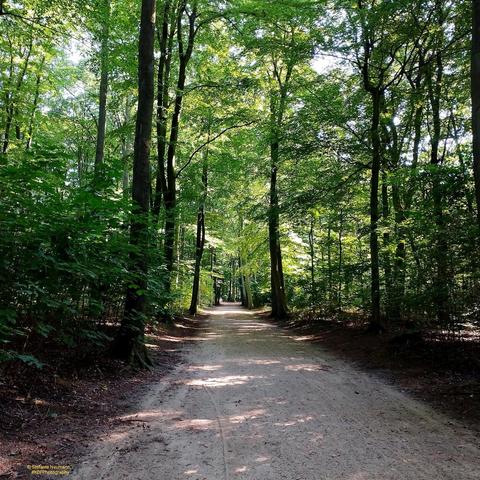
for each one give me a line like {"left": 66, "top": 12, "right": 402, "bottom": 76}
{"left": 72, "top": 304, "right": 480, "bottom": 480}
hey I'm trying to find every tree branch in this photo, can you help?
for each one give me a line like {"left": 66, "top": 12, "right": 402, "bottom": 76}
{"left": 176, "top": 119, "right": 257, "bottom": 178}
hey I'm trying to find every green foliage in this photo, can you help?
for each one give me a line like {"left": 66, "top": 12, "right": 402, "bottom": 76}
{"left": 0, "top": 0, "right": 478, "bottom": 368}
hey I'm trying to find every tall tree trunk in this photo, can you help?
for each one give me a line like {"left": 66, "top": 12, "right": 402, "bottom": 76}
{"left": 368, "top": 88, "right": 383, "bottom": 330}
{"left": 472, "top": 0, "right": 480, "bottom": 226}
{"left": 327, "top": 221, "right": 332, "bottom": 305}
{"left": 337, "top": 210, "right": 344, "bottom": 311}
{"left": 382, "top": 168, "right": 393, "bottom": 324}
{"left": 269, "top": 137, "right": 288, "bottom": 319}
{"left": 239, "top": 264, "right": 246, "bottom": 307}
{"left": 243, "top": 272, "right": 253, "bottom": 309}
{"left": 389, "top": 59, "right": 424, "bottom": 326}
{"left": 391, "top": 182, "right": 406, "bottom": 324}
{"left": 427, "top": 48, "right": 450, "bottom": 326}
{"left": 153, "top": 0, "right": 174, "bottom": 219}
{"left": 112, "top": 0, "right": 156, "bottom": 365}
{"left": 228, "top": 258, "right": 233, "bottom": 302}
{"left": 308, "top": 216, "right": 316, "bottom": 302}
{"left": 3, "top": 34, "right": 33, "bottom": 154}
{"left": 163, "top": 1, "right": 197, "bottom": 295}
{"left": 25, "top": 55, "right": 45, "bottom": 151}
{"left": 189, "top": 150, "right": 208, "bottom": 315}
{"left": 121, "top": 97, "right": 132, "bottom": 198}
{"left": 232, "top": 259, "right": 237, "bottom": 301}
{"left": 267, "top": 56, "right": 293, "bottom": 320}
{"left": 94, "top": 0, "right": 110, "bottom": 177}
{"left": 211, "top": 249, "right": 221, "bottom": 306}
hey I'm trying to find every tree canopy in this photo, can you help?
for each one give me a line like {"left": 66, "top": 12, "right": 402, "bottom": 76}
{"left": 1, "top": 0, "right": 479, "bottom": 366}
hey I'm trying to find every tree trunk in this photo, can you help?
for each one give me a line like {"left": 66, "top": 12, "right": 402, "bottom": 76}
{"left": 390, "top": 57, "right": 424, "bottom": 326}
{"left": 153, "top": 0, "right": 174, "bottom": 219}
{"left": 121, "top": 98, "right": 132, "bottom": 198}
{"left": 112, "top": 0, "right": 156, "bottom": 365}
{"left": 427, "top": 48, "right": 450, "bottom": 326}
{"left": 189, "top": 150, "right": 208, "bottom": 315}
{"left": 25, "top": 55, "right": 45, "bottom": 151}
{"left": 308, "top": 216, "right": 316, "bottom": 303}
{"left": 243, "top": 273, "right": 253, "bottom": 309}
{"left": 368, "top": 89, "right": 383, "bottom": 331}
{"left": 94, "top": 0, "right": 110, "bottom": 178}
{"left": 3, "top": 35, "right": 33, "bottom": 154}
{"left": 163, "top": 1, "right": 197, "bottom": 295}
{"left": 382, "top": 169, "right": 393, "bottom": 324}
{"left": 472, "top": 0, "right": 480, "bottom": 226}
{"left": 232, "top": 259, "right": 237, "bottom": 301}
{"left": 337, "top": 210, "right": 344, "bottom": 311}
{"left": 228, "top": 258, "right": 233, "bottom": 302}
{"left": 269, "top": 137, "right": 288, "bottom": 319}
{"left": 239, "top": 260, "right": 246, "bottom": 306}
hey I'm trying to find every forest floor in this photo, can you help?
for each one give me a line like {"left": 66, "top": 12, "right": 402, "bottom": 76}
{"left": 0, "top": 315, "right": 204, "bottom": 479}
{"left": 67, "top": 304, "right": 479, "bottom": 480}
{"left": 281, "top": 310, "right": 480, "bottom": 429}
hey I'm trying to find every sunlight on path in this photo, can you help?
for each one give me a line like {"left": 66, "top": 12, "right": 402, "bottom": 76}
{"left": 72, "top": 305, "right": 480, "bottom": 480}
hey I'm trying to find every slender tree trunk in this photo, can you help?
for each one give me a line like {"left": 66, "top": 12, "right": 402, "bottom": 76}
{"left": 163, "top": 2, "right": 197, "bottom": 295}
{"left": 232, "top": 259, "right": 237, "bottom": 301}
{"left": 228, "top": 258, "right": 233, "bottom": 302}
{"left": 382, "top": 169, "right": 393, "bottom": 324}
{"left": 243, "top": 273, "right": 253, "bottom": 309}
{"left": 112, "top": 0, "right": 156, "bottom": 365}
{"left": 121, "top": 98, "right": 132, "bottom": 198}
{"left": 239, "top": 259, "right": 246, "bottom": 306}
{"left": 308, "top": 216, "right": 316, "bottom": 302}
{"left": 367, "top": 88, "right": 383, "bottom": 330}
{"left": 451, "top": 112, "right": 475, "bottom": 215}
{"left": 25, "top": 55, "right": 45, "bottom": 151}
{"left": 175, "top": 217, "right": 182, "bottom": 287}
{"left": 269, "top": 137, "right": 288, "bottom": 319}
{"left": 153, "top": 0, "right": 174, "bottom": 219}
{"left": 3, "top": 35, "right": 33, "bottom": 154}
{"left": 189, "top": 150, "right": 208, "bottom": 315}
{"left": 472, "top": 0, "right": 480, "bottom": 225}
{"left": 391, "top": 183, "right": 406, "bottom": 324}
{"left": 389, "top": 60, "right": 424, "bottom": 326}
{"left": 428, "top": 50, "right": 450, "bottom": 326}
{"left": 94, "top": 0, "right": 110, "bottom": 177}
{"left": 327, "top": 222, "right": 332, "bottom": 305}
{"left": 337, "top": 210, "right": 344, "bottom": 311}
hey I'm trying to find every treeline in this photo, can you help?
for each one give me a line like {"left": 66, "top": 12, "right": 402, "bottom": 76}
{"left": 1, "top": 0, "right": 480, "bottom": 367}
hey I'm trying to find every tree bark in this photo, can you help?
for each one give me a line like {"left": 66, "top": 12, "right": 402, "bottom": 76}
{"left": 337, "top": 210, "right": 344, "bottom": 311}
{"left": 368, "top": 88, "right": 382, "bottom": 330}
{"left": 267, "top": 59, "right": 292, "bottom": 320}
{"left": 3, "top": 34, "right": 33, "bottom": 154}
{"left": 308, "top": 216, "right": 316, "bottom": 302}
{"left": 427, "top": 46, "right": 450, "bottom": 326}
{"left": 163, "top": 1, "right": 197, "bottom": 295}
{"left": 189, "top": 148, "right": 208, "bottom": 315}
{"left": 269, "top": 136, "right": 288, "bottom": 319}
{"left": 153, "top": 0, "right": 174, "bottom": 219}
{"left": 112, "top": 0, "right": 156, "bottom": 365}
{"left": 472, "top": 0, "right": 480, "bottom": 226}
{"left": 243, "top": 272, "right": 253, "bottom": 309}
{"left": 381, "top": 167, "right": 393, "bottom": 323}
{"left": 94, "top": 0, "right": 110, "bottom": 177}
{"left": 25, "top": 55, "right": 45, "bottom": 151}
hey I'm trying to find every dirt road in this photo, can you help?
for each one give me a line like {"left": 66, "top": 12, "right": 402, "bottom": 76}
{"left": 72, "top": 304, "right": 480, "bottom": 480}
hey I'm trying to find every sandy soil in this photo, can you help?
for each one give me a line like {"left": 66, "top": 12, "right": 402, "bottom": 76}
{"left": 71, "top": 304, "right": 480, "bottom": 480}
